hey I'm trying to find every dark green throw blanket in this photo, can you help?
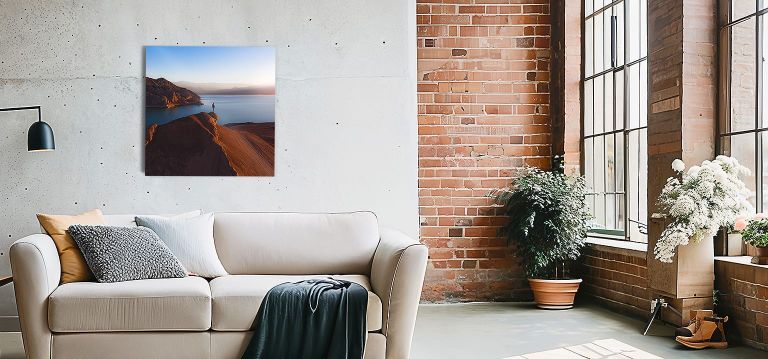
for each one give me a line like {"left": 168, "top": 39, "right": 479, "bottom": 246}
{"left": 242, "top": 278, "right": 368, "bottom": 359}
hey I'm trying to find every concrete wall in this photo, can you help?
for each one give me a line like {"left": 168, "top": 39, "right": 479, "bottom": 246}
{"left": 0, "top": 0, "right": 417, "bottom": 318}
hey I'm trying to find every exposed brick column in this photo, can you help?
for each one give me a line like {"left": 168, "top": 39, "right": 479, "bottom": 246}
{"left": 417, "top": 0, "right": 551, "bottom": 302}
{"left": 549, "top": 0, "right": 581, "bottom": 174}
{"left": 646, "top": 0, "right": 717, "bottom": 323}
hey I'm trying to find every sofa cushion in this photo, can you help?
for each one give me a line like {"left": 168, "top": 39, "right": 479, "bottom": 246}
{"left": 136, "top": 213, "right": 228, "bottom": 278}
{"left": 210, "top": 275, "right": 382, "bottom": 332}
{"left": 213, "top": 212, "right": 380, "bottom": 275}
{"left": 68, "top": 225, "right": 187, "bottom": 283}
{"left": 37, "top": 209, "right": 106, "bottom": 283}
{"left": 48, "top": 277, "right": 211, "bottom": 332}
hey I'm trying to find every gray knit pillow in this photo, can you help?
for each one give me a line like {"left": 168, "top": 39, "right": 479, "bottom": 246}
{"left": 68, "top": 225, "right": 187, "bottom": 283}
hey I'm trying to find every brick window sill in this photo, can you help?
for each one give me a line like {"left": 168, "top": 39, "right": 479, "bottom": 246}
{"left": 585, "top": 237, "right": 648, "bottom": 257}
{"left": 714, "top": 255, "right": 768, "bottom": 269}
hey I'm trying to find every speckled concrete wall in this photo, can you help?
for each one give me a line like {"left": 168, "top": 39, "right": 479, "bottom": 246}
{"left": 0, "top": 0, "right": 417, "bottom": 318}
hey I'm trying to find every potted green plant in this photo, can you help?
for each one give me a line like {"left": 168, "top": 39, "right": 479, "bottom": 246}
{"left": 737, "top": 216, "right": 768, "bottom": 264}
{"left": 492, "top": 167, "right": 592, "bottom": 309}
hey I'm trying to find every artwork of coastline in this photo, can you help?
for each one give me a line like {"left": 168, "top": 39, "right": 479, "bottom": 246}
{"left": 144, "top": 46, "right": 275, "bottom": 176}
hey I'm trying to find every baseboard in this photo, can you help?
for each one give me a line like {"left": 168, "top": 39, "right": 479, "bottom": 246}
{"left": 0, "top": 316, "right": 20, "bottom": 332}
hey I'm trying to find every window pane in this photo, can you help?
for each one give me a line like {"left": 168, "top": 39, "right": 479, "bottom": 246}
{"left": 617, "top": 195, "right": 626, "bottom": 234}
{"left": 722, "top": 133, "right": 758, "bottom": 208}
{"left": 762, "top": 132, "right": 768, "bottom": 211}
{"left": 585, "top": 137, "right": 594, "bottom": 190}
{"left": 586, "top": 195, "right": 596, "bottom": 224}
{"left": 594, "top": 75, "right": 604, "bottom": 134}
{"left": 615, "top": 69, "right": 625, "bottom": 130}
{"left": 627, "top": 130, "right": 640, "bottom": 224}
{"left": 586, "top": 0, "right": 594, "bottom": 17}
{"left": 640, "top": 0, "right": 648, "bottom": 58}
{"left": 586, "top": 18, "right": 594, "bottom": 77}
{"left": 614, "top": 3, "right": 625, "bottom": 67}
{"left": 595, "top": 0, "right": 605, "bottom": 11}
{"left": 604, "top": 71, "right": 614, "bottom": 132}
{"left": 594, "top": 136, "right": 605, "bottom": 196}
{"left": 732, "top": 0, "right": 757, "bottom": 22}
{"left": 616, "top": 133, "right": 625, "bottom": 193}
{"left": 637, "top": 128, "right": 648, "bottom": 242}
{"left": 595, "top": 194, "right": 606, "bottom": 228}
{"left": 639, "top": 60, "right": 648, "bottom": 127}
{"left": 627, "top": 128, "right": 648, "bottom": 243}
{"left": 626, "top": 0, "right": 640, "bottom": 62}
{"left": 595, "top": 14, "right": 605, "bottom": 74}
{"left": 584, "top": 79, "right": 594, "bottom": 136}
{"left": 606, "top": 193, "right": 617, "bottom": 229}
{"left": 593, "top": 134, "right": 607, "bottom": 232}
{"left": 628, "top": 64, "right": 641, "bottom": 129}
{"left": 762, "top": 15, "right": 768, "bottom": 128}
{"left": 730, "top": 17, "right": 757, "bottom": 133}
{"left": 606, "top": 134, "right": 616, "bottom": 193}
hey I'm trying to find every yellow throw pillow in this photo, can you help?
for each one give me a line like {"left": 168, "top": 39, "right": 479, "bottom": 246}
{"left": 37, "top": 209, "right": 106, "bottom": 284}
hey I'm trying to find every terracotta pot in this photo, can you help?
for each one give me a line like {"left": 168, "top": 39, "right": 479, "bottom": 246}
{"left": 528, "top": 278, "right": 582, "bottom": 309}
{"left": 753, "top": 246, "right": 768, "bottom": 265}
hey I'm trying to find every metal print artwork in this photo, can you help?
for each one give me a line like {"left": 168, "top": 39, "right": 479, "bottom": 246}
{"left": 145, "top": 46, "right": 275, "bottom": 176}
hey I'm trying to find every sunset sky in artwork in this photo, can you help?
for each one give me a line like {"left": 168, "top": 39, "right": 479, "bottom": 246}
{"left": 146, "top": 46, "right": 275, "bottom": 89}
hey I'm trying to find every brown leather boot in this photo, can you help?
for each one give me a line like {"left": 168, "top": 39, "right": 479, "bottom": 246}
{"left": 675, "top": 315, "right": 729, "bottom": 349}
{"left": 675, "top": 310, "right": 713, "bottom": 337}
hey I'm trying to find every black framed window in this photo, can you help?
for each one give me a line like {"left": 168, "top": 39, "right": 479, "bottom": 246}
{"left": 719, "top": 1, "right": 768, "bottom": 212}
{"left": 582, "top": 0, "right": 648, "bottom": 243}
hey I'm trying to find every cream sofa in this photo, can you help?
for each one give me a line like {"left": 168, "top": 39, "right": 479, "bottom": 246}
{"left": 10, "top": 212, "right": 428, "bottom": 359}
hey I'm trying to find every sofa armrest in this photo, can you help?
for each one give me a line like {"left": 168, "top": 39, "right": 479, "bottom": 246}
{"left": 370, "top": 228, "right": 427, "bottom": 359}
{"left": 10, "top": 234, "right": 60, "bottom": 359}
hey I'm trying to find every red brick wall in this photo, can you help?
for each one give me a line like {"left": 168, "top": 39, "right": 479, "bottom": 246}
{"left": 715, "top": 259, "right": 768, "bottom": 351}
{"left": 578, "top": 244, "right": 651, "bottom": 318}
{"left": 417, "top": 0, "right": 552, "bottom": 302}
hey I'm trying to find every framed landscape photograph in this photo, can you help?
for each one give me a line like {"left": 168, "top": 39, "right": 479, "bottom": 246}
{"left": 144, "top": 46, "right": 275, "bottom": 176}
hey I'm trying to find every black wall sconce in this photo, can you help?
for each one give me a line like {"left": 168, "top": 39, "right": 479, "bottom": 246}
{"left": 0, "top": 106, "right": 55, "bottom": 151}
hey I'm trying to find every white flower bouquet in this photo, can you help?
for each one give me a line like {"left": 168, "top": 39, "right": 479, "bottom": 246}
{"left": 652, "top": 156, "right": 753, "bottom": 262}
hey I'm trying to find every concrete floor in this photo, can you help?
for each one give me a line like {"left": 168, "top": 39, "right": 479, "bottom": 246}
{"left": 0, "top": 331, "right": 22, "bottom": 359}
{"left": 0, "top": 303, "right": 762, "bottom": 358}
{"left": 410, "top": 302, "right": 765, "bottom": 359}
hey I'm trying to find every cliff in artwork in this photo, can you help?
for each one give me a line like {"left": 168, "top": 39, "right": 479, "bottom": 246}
{"left": 145, "top": 112, "right": 274, "bottom": 176}
{"left": 145, "top": 77, "right": 203, "bottom": 108}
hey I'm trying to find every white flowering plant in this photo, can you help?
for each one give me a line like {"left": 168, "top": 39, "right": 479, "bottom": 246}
{"left": 652, "top": 156, "right": 753, "bottom": 263}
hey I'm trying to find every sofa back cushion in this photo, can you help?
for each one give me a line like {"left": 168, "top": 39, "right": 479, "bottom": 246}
{"left": 213, "top": 212, "right": 380, "bottom": 275}
{"left": 102, "top": 210, "right": 202, "bottom": 227}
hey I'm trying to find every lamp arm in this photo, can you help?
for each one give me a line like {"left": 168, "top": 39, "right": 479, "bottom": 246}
{"left": 0, "top": 106, "right": 42, "bottom": 121}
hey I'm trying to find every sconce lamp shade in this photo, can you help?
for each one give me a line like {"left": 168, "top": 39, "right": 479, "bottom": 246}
{"left": 28, "top": 121, "right": 55, "bottom": 151}
{"left": 0, "top": 106, "right": 55, "bottom": 152}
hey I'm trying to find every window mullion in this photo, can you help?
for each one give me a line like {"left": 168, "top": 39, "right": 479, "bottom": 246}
{"left": 758, "top": 13, "right": 764, "bottom": 212}
{"left": 623, "top": 0, "right": 631, "bottom": 241}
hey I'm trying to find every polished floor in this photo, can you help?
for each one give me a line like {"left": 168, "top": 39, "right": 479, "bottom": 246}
{"left": 0, "top": 302, "right": 763, "bottom": 358}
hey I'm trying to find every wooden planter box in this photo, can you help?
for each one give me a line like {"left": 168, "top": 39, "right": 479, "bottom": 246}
{"left": 648, "top": 233, "right": 714, "bottom": 325}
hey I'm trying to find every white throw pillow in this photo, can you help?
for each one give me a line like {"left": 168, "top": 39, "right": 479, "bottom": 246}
{"left": 135, "top": 212, "right": 228, "bottom": 278}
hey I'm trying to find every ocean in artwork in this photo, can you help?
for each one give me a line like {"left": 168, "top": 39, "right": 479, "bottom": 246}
{"left": 146, "top": 95, "right": 275, "bottom": 127}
